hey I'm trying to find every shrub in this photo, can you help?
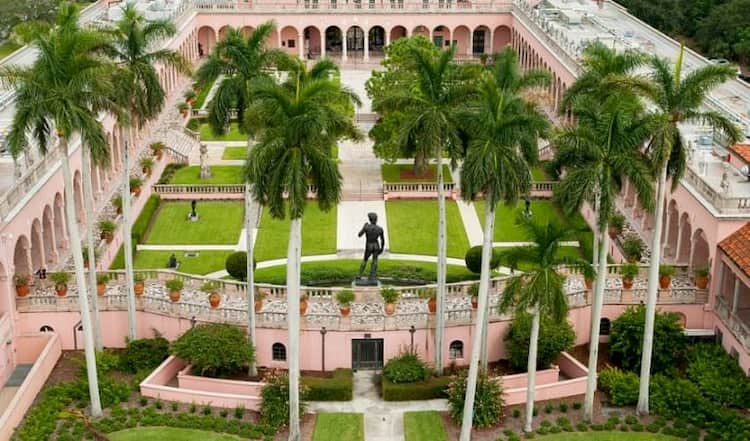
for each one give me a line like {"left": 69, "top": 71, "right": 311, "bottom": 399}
{"left": 381, "top": 375, "right": 451, "bottom": 401}
{"left": 685, "top": 343, "right": 750, "bottom": 408}
{"left": 96, "top": 273, "right": 109, "bottom": 285}
{"left": 165, "top": 278, "right": 183, "bottom": 291}
{"left": 558, "top": 402, "right": 568, "bottom": 413}
{"left": 659, "top": 264, "right": 676, "bottom": 277}
{"left": 335, "top": 289, "right": 355, "bottom": 306}
{"left": 447, "top": 370, "right": 504, "bottom": 428}
{"left": 512, "top": 408, "right": 521, "bottom": 418}
{"left": 260, "top": 372, "right": 307, "bottom": 430}
{"left": 598, "top": 367, "right": 639, "bottom": 406}
{"left": 119, "top": 335, "right": 170, "bottom": 373}
{"left": 302, "top": 369, "right": 353, "bottom": 401}
{"left": 225, "top": 251, "right": 248, "bottom": 281}
{"left": 234, "top": 405, "right": 245, "bottom": 419}
{"left": 172, "top": 323, "right": 255, "bottom": 377}
{"left": 619, "top": 262, "right": 639, "bottom": 279}
{"left": 504, "top": 312, "right": 575, "bottom": 371}
{"left": 621, "top": 234, "right": 644, "bottom": 262}
{"left": 129, "top": 176, "right": 143, "bottom": 189}
{"left": 464, "top": 245, "right": 501, "bottom": 274}
{"left": 97, "top": 219, "right": 116, "bottom": 234}
{"left": 380, "top": 287, "right": 399, "bottom": 303}
{"left": 608, "top": 305, "right": 686, "bottom": 374}
{"left": 544, "top": 403, "right": 553, "bottom": 414}
{"left": 383, "top": 353, "right": 430, "bottom": 383}
{"left": 50, "top": 271, "right": 71, "bottom": 286}
{"left": 157, "top": 163, "right": 187, "bottom": 184}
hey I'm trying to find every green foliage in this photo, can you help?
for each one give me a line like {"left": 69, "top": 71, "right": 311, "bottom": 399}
{"left": 171, "top": 323, "right": 254, "bottom": 377}
{"left": 200, "top": 281, "right": 219, "bottom": 293}
{"left": 335, "top": 289, "right": 355, "bottom": 305}
{"left": 260, "top": 372, "right": 307, "bottom": 430}
{"left": 621, "top": 235, "right": 644, "bottom": 262}
{"left": 464, "top": 245, "right": 501, "bottom": 274}
{"left": 382, "top": 353, "right": 430, "bottom": 384}
{"left": 685, "top": 343, "right": 750, "bottom": 408}
{"left": 302, "top": 369, "right": 353, "bottom": 401}
{"left": 504, "top": 312, "right": 575, "bottom": 371}
{"left": 129, "top": 176, "right": 144, "bottom": 188}
{"left": 608, "top": 305, "right": 686, "bottom": 374}
{"left": 380, "top": 287, "right": 399, "bottom": 303}
{"left": 619, "top": 263, "right": 640, "bottom": 279}
{"left": 381, "top": 375, "right": 451, "bottom": 401}
{"left": 96, "top": 273, "right": 110, "bottom": 285}
{"left": 50, "top": 271, "right": 71, "bottom": 285}
{"left": 447, "top": 370, "right": 504, "bottom": 428}
{"left": 598, "top": 367, "right": 640, "bottom": 406}
{"left": 225, "top": 251, "right": 247, "bottom": 281}
{"left": 693, "top": 266, "right": 710, "bottom": 278}
{"left": 97, "top": 219, "right": 116, "bottom": 233}
{"left": 119, "top": 335, "right": 170, "bottom": 373}
{"left": 132, "top": 195, "right": 160, "bottom": 244}
{"left": 658, "top": 264, "right": 676, "bottom": 277}
{"left": 157, "top": 163, "right": 187, "bottom": 184}
{"left": 165, "top": 278, "right": 183, "bottom": 291}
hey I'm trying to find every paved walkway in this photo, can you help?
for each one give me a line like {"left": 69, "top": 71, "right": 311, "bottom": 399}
{"left": 457, "top": 200, "right": 483, "bottom": 247}
{"left": 337, "top": 201, "right": 390, "bottom": 252}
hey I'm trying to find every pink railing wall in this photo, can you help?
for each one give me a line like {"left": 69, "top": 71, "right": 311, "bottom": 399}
{"left": 503, "top": 352, "right": 588, "bottom": 405}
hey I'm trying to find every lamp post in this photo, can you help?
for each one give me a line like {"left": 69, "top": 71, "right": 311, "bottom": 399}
{"left": 320, "top": 326, "right": 328, "bottom": 372}
{"left": 409, "top": 325, "right": 416, "bottom": 353}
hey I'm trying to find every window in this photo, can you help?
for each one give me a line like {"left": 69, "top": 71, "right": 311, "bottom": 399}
{"left": 449, "top": 340, "right": 464, "bottom": 359}
{"left": 288, "top": 40, "right": 295, "bottom": 48}
{"left": 599, "top": 318, "right": 611, "bottom": 335}
{"left": 39, "top": 325, "right": 54, "bottom": 333}
{"left": 272, "top": 343, "right": 287, "bottom": 361}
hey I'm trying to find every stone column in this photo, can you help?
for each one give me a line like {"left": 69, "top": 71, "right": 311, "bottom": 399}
{"left": 732, "top": 278, "right": 741, "bottom": 315}
{"left": 342, "top": 30, "right": 348, "bottom": 61}
{"left": 321, "top": 31, "right": 327, "bottom": 58}
{"left": 298, "top": 32, "right": 304, "bottom": 59}
{"left": 364, "top": 28, "right": 369, "bottom": 61}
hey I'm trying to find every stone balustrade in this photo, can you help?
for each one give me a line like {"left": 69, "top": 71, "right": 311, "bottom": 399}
{"left": 715, "top": 296, "right": 750, "bottom": 351}
{"left": 683, "top": 166, "right": 750, "bottom": 215}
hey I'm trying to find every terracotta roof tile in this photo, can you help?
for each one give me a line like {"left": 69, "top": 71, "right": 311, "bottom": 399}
{"left": 719, "top": 223, "right": 750, "bottom": 278}
{"left": 730, "top": 143, "right": 750, "bottom": 164}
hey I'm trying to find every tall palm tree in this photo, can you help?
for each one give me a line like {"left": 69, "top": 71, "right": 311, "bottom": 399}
{"left": 371, "top": 44, "right": 471, "bottom": 375}
{"left": 553, "top": 94, "right": 656, "bottom": 421}
{"left": 0, "top": 2, "right": 123, "bottom": 416}
{"left": 244, "top": 60, "right": 361, "bottom": 441}
{"left": 498, "top": 219, "right": 586, "bottom": 433}
{"left": 636, "top": 47, "right": 741, "bottom": 415}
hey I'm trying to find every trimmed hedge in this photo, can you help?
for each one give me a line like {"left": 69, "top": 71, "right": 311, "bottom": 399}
{"left": 302, "top": 369, "right": 353, "bottom": 401}
{"left": 382, "top": 375, "right": 451, "bottom": 401}
{"left": 111, "top": 194, "right": 161, "bottom": 269}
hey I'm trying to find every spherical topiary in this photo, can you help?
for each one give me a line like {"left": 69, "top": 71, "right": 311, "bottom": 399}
{"left": 464, "top": 245, "right": 501, "bottom": 274}
{"left": 225, "top": 251, "right": 255, "bottom": 281}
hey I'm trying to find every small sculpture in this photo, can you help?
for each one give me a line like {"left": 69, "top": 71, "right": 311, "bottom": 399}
{"left": 357, "top": 212, "right": 385, "bottom": 283}
{"left": 167, "top": 253, "right": 178, "bottom": 269}
{"left": 188, "top": 199, "right": 199, "bottom": 221}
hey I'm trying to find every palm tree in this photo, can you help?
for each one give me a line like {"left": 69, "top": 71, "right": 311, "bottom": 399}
{"left": 553, "top": 94, "right": 656, "bottom": 421}
{"left": 636, "top": 47, "right": 741, "bottom": 415}
{"left": 0, "top": 2, "right": 123, "bottom": 416}
{"left": 371, "top": 44, "right": 471, "bottom": 375}
{"left": 108, "top": 3, "right": 189, "bottom": 340}
{"left": 498, "top": 219, "right": 586, "bottom": 433}
{"left": 244, "top": 60, "right": 361, "bottom": 441}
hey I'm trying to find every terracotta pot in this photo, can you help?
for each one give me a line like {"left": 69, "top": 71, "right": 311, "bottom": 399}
{"left": 339, "top": 305, "right": 351, "bottom": 317}
{"left": 427, "top": 297, "right": 437, "bottom": 314}
{"left": 134, "top": 281, "right": 145, "bottom": 296}
{"left": 97, "top": 283, "right": 107, "bottom": 296}
{"left": 116, "top": 207, "right": 122, "bottom": 215}
{"left": 254, "top": 299, "right": 263, "bottom": 313}
{"left": 659, "top": 276, "right": 671, "bottom": 290}
{"left": 169, "top": 290, "right": 181, "bottom": 302}
{"left": 622, "top": 277, "right": 633, "bottom": 290}
{"left": 300, "top": 299, "right": 308, "bottom": 316}
{"left": 208, "top": 292, "right": 221, "bottom": 309}
{"left": 384, "top": 302, "right": 396, "bottom": 316}
{"left": 15, "top": 285, "right": 30, "bottom": 297}
{"left": 102, "top": 231, "right": 113, "bottom": 244}
{"left": 608, "top": 227, "right": 621, "bottom": 239}
{"left": 695, "top": 276, "right": 709, "bottom": 290}
{"left": 471, "top": 297, "right": 478, "bottom": 309}
{"left": 585, "top": 278, "right": 593, "bottom": 290}
{"left": 55, "top": 284, "right": 68, "bottom": 297}
{"left": 154, "top": 151, "right": 163, "bottom": 160}
{"left": 143, "top": 167, "right": 151, "bottom": 175}
{"left": 132, "top": 186, "right": 142, "bottom": 197}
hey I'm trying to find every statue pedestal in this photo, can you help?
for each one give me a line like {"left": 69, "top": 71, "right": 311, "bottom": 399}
{"left": 353, "top": 277, "right": 380, "bottom": 287}
{"left": 351, "top": 283, "right": 382, "bottom": 302}
{"left": 187, "top": 213, "right": 200, "bottom": 222}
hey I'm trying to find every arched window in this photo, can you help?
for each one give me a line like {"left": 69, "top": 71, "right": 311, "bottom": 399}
{"left": 40, "top": 325, "right": 54, "bottom": 333}
{"left": 272, "top": 343, "right": 287, "bottom": 361}
{"left": 599, "top": 318, "right": 611, "bottom": 335}
{"left": 449, "top": 340, "right": 463, "bottom": 359}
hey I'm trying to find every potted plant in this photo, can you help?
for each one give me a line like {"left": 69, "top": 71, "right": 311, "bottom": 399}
{"left": 129, "top": 176, "right": 143, "bottom": 197}
{"left": 96, "top": 273, "right": 109, "bottom": 296}
{"left": 659, "top": 265, "right": 676, "bottom": 290}
{"left": 150, "top": 142, "right": 165, "bottom": 159}
{"left": 621, "top": 234, "right": 644, "bottom": 263}
{"left": 97, "top": 219, "right": 116, "bottom": 243}
{"left": 694, "top": 267, "right": 710, "bottom": 289}
{"left": 201, "top": 281, "right": 221, "bottom": 309}
{"left": 620, "top": 262, "right": 639, "bottom": 290}
{"left": 380, "top": 287, "right": 399, "bottom": 315}
{"left": 50, "top": 272, "right": 71, "bottom": 297}
{"left": 609, "top": 213, "right": 626, "bottom": 239}
{"left": 419, "top": 288, "right": 437, "bottom": 314}
{"left": 140, "top": 157, "right": 155, "bottom": 176}
{"left": 133, "top": 273, "right": 146, "bottom": 296}
{"left": 183, "top": 89, "right": 197, "bottom": 105}
{"left": 468, "top": 284, "right": 479, "bottom": 309}
{"left": 82, "top": 246, "right": 99, "bottom": 269}
{"left": 13, "top": 273, "right": 30, "bottom": 297}
{"left": 300, "top": 294, "right": 309, "bottom": 316}
{"left": 479, "top": 53, "right": 489, "bottom": 65}
{"left": 582, "top": 262, "right": 596, "bottom": 290}
{"left": 165, "top": 278, "right": 183, "bottom": 302}
{"left": 112, "top": 195, "right": 123, "bottom": 215}
{"left": 254, "top": 290, "right": 265, "bottom": 313}
{"left": 336, "top": 289, "right": 355, "bottom": 317}
{"left": 177, "top": 101, "right": 189, "bottom": 117}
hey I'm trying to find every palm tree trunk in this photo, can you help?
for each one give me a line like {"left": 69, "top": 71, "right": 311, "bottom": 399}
{"left": 435, "top": 151, "right": 447, "bottom": 376}
{"left": 413, "top": 150, "right": 427, "bottom": 176}
{"left": 60, "top": 137, "right": 102, "bottom": 416}
{"left": 583, "top": 219, "right": 610, "bottom": 421}
{"left": 524, "top": 304, "right": 541, "bottom": 433}
{"left": 592, "top": 187, "right": 601, "bottom": 267}
{"left": 287, "top": 217, "right": 302, "bottom": 441}
{"left": 637, "top": 164, "right": 668, "bottom": 415}
{"left": 122, "top": 126, "right": 137, "bottom": 340}
{"left": 245, "top": 184, "right": 257, "bottom": 377}
{"left": 458, "top": 203, "right": 495, "bottom": 441}
{"left": 81, "top": 147, "right": 103, "bottom": 351}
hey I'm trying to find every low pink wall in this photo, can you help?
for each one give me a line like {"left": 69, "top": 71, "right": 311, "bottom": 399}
{"left": 501, "top": 366, "right": 559, "bottom": 390}
{"left": 384, "top": 190, "right": 459, "bottom": 201}
{"left": 178, "top": 368, "right": 264, "bottom": 396}
{"left": 158, "top": 193, "right": 243, "bottom": 200}
{"left": 15, "top": 334, "right": 51, "bottom": 364}
{"left": 503, "top": 353, "right": 588, "bottom": 406}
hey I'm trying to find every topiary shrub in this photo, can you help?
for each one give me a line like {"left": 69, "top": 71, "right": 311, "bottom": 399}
{"left": 225, "top": 251, "right": 252, "bottom": 281}
{"left": 383, "top": 352, "right": 430, "bottom": 384}
{"left": 381, "top": 375, "right": 451, "bottom": 401}
{"left": 447, "top": 370, "right": 504, "bottom": 428}
{"left": 504, "top": 312, "right": 575, "bottom": 371}
{"left": 260, "top": 372, "right": 308, "bottom": 430}
{"left": 119, "top": 335, "right": 170, "bottom": 373}
{"left": 608, "top": 305, "right": 686, "bottom": 374}
{"left": 598, "top": 367, "right": 639, "bottom": 406}
{"left": 171, "top": 323, "right": 254, "bottom": 377}
{"left": 464, "top": 245, "right": 501, "bottom": 274}
{"left": 302, "top": 369, "right": 353, "bottom": 401}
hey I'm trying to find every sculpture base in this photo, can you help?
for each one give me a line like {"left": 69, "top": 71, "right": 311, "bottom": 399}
{"left": 352, "top": 277, "right": 381, "bottom": 287}
{"left": 187, "top": 214, "right": 200, "bottom": 222}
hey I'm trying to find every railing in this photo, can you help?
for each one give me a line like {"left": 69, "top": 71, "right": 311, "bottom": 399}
{"left": 0, "top": 313, "right": 10, "bottom": 345}
{"left": 193, "top": 0, "right": 514, "bottom": 13}
{"left": 154, "top": 183, "right": 246, "bottom": 194}
{"left": 715, "top": 296, "right": 750, "bottom": 351}
{"left": 531, "top": 181, "right": 557, "bottom": 193}
{"left": 383, "top": 181, "right": 456, "bottom": 193}
{"left": 683, "top": 166, "right": 750, "bottom": 214}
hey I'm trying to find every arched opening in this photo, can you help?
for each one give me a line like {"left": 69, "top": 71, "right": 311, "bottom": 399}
{"left": 73, "top": 170, "right": 84, "bottom": 224}
{"left": 368, "top": 26, "right": 386, "bottom": 54}
{"left": 452, "top": 25, "right": 471, "bottom": 57}
{"left": 674, "top": 312, "right": 687, "bottom": 328}
{"left": 218, "top": 25, "right": 232, "bottom": 42}
{"left": 42, "top": 206, "right": 56, "bottom": 265}
{"left": 493, "top": 25, "right": 511, "bottom": 52}
{"left": 30, "top": 219, "right": 44, "bottom": 272}
{"left": 449, "top": 340, "right": 464, "bottom": 359}
{"left": 54, "top": 193, "right": 66, "bottom": 250}
{"left": 677, "top": 213, "right": 692, "bottom": 264}
{"left": 346, "top": 26, "right": 365, "bottom": 57}
{"left": 40, "top": 325, "right": 54, "bottom": 333}
{"left": 412, "top": 25, "right": 429, "bottom": 39}
{"left": 13, "top": 235, "right": 31, "bottom": 277}
{"left": 666, "top": 200, "right": 679, "bottom": 258}
{"left": 272, "top": 343, "right": 287, "bottom": 361}
{"left": 197, "top": 26, "right": 216, "bottom": 57}
{"left": 472, "top": 25, "right": 490, "bottom": 55}
{"left": 325, "top": 26, "right": 343, "bottom": 54}
{"left": 280, "top": 26, "right": 299, "bottom": 55}
{"left": 389, "top": 25, "right": 407, "bottom": 44}
{"left": 432, "top": 25, "right": 450, "bottom": 48}
{"left": 241, "top": 26, "right": 255, "bottom": 39}
{"left": 599, "top": 318, "right": 611, "bottom": 335}
{"left": 691, "top": 229, "right": 710, "bottom": 270}
{"left": 304, "top": 26, "right": 322, "bottom": 58}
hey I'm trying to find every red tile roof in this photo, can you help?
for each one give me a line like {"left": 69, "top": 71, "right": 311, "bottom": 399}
{"left": 719, "top": 223, "right": 750, "bottom": 277}
{"left": 730, "top": 143, "right": 750, "bottom": 164}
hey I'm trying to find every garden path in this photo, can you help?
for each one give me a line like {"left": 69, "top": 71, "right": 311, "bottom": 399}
{"left": 337, "top": 201, "right": 390, "bottom": 253}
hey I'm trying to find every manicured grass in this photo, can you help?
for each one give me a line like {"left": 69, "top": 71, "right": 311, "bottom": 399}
{"left": 475, "top": 200, "right": 584, "bottom": 242}
{"left": 312, "top": 413, "right": 364, "bottom": 441}
{"left": 404, "top": 411, "right": 448, "bottom": 441}
{"left": 531, "top": 165, "right": 549, "bottom": 181}
{"left": 536, "top": 433, "right": 679, "bottom": 440}
{"left": 193, "top": 77, "right": 217, "bottom": 109}
{"left": 145, "top": 201, "right": 244, "bottom": 245}
{"left": 109, "top": 427, "right": 242, "bottom": 441}
{"left": 382, "top": 163, "right": 453, "bottom": 183}
{"left": 0, "top": 40, "right": 21, "bottom": 60}
{"left": 221, "top": 146, "right": 247, "bottom": 160}
{"left": 386, "top": 200, "right": 470, "bottom": 258}
{"left": 127, "top": 250, "right": 235, "bottom": 275}
{"left": 253, "top": 205, "right": 337, "bottom": 261}
{"left": 168, "top": 165, "right": 244, "bottom": 184}
{"left": 199, "top": 122, "right": 247, "bottom": 141}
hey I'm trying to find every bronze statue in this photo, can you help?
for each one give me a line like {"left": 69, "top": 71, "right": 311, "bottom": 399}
{"left": 358, "top": 212, "right": 385, "bottom": 281}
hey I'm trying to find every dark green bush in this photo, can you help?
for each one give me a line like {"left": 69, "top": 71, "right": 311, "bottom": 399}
{"left": 225, "top": 251, "right": 248, "bottom": 281}
{"left": 119, "top": 335, "right": 170, "bottom": 373}
{"left": 171, "top": 323, "right": 254, "bottom": 377}
{"left": 598, "top": 367, "right": 639, "bottom": 406}
{"left": 260, "top": 372, "right": 307, "bottom": 430}
{"left": 381, "top": 375, "right": 451, "bottom": 401}
{"left": 302, "top": 369, "right": 353, "bottom": 401}
{"left": 504, "top": 312, "right": 575, "bottom": 371}
{"left": 447, "top": 370, "right": 504, "bottom": 428}
{"left": 382, "top": 353, "right": 430, "bottom": 384}
{"left": 110, "top": 194, "right": 161, "bottom": 269}
{"left": 157, "top": 163, "right": 187, "bottom": 184}
{"left": 686, "top": 343, "right": 750, "bottom": 408}
{"left": 464, "top": 245, "right": 501, "bottom": 274}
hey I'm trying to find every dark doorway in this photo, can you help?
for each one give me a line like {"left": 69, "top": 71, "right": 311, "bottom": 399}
{"left": 352, "top": 338, "right": 384, "bottom": 370}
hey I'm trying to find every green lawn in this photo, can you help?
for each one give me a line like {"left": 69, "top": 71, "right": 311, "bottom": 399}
{"left": 404, "top": 411, "right": 448, "bottom": 441}
{"left": 126, "top": 250, "right": 234, "bottom": 275}
{"left": 531, "top": 165, "right": 550, "bottom": 181}
{"left": 168, "top": 165, "right": 244, "bottom": 184}
{"left": 199, "top": 122, "right": 247, "bottom": 141}
{"left": 386, "top": 200, "right": 470, "bottom": 258}
{"left": 109, "top": 427, "right": 242, "bottom": 441}
{"left": 193, "top": 76, "right": 217, "bottom": 109}
{"left": 0, "top": 40, "right": 21, "bottom": 60}
{"left": 145, "top": 201, "right": 244, "bottom": 245}
{"left": 475, "top": 200, "right": 588, "bottom": 243}
{"left": 537, "top": 433, "right": 678, "bottom": 440}
{"left": 312, "top": 413, "right": 364, "bottom": 441}
{"left": 382, "top": 164, "right": 453, "bottom": 183}
{"left": 253, "top": 205, "right": 337, "bottom": 261}
{"left": 221, "top": 146, "right": 247, "bottom": 160}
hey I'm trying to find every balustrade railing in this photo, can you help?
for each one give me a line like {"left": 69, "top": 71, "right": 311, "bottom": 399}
{"left": 192, "top": 0, "right": 513, "bottom": 13}
{"left": 383, "top": 182, "right": 455, "bottom": 193}
{"left": 154, "top": 184, "right": 246, "bottom": 194}
{"left": 683, "top": 166, "right": 750, "bottom": 214}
